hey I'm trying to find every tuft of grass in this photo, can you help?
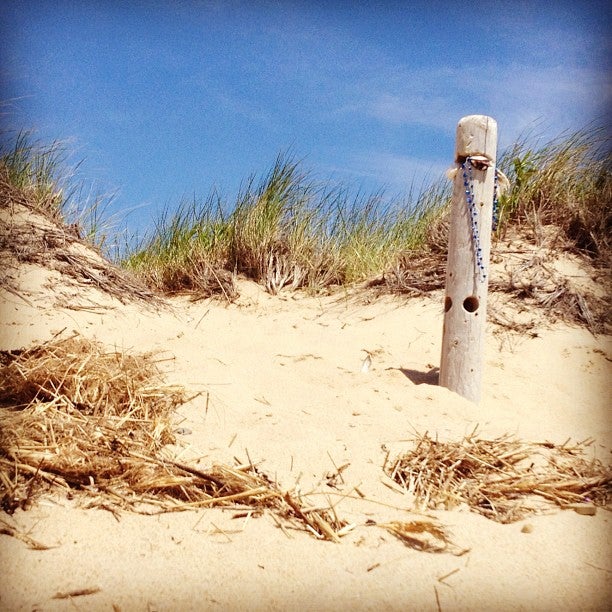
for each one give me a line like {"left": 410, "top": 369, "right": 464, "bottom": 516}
{"left": 227, "top": 155, "right": 322, "bottom": 292}
{"left": 497, "top": 126, "right": 611, "bottom": 261}
{"left": 124, "top": 193, "right": 237, "bottom": 299}
{"left": 0, "top": 130, "right": 115, "bottom": 251}
{"left": 327, "top": 180, "right": 451, "bottom": 285}
{"left": 0, "top": 130, "right": 69, "bottom": 219}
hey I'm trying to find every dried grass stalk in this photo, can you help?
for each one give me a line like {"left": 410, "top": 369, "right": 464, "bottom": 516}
{"left": 52, "top": 587, "right": 101, "bottom": 600}
{"left": 0, "top": 335, "right": 348, "bottom": 541}
{"left": 0, "top": 517, "right": 54, "bottom": 550}
{"left": 369, "top": 251, "right": 446, "bottom": 296}
{"left": 387, "top": 432, "right": 612, "bottom": 523}
{"left": 380, "top": 520, "right": 466, "bottom": 554}
{"left": 488, "top": 254, "right": 610, "bottom": 334}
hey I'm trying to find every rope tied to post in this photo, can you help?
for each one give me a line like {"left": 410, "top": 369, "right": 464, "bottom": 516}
{"left": 462, "top": 158, "right": 486, "bottom": 282}
{"left": 448, "top": 157, "right": 510, "bottom": 283}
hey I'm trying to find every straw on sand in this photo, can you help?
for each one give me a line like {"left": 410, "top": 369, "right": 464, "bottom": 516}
{"left": 387, "top": 430, "right": 611, "bottom": 523}
{"left": 0, "top": 334, "right": 348, "bottom": 541}
{"left": 380, "top": 519, "right": 468, "bottom": 555}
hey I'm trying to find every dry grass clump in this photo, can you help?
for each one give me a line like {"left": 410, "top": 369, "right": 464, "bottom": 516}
{"left": 0, "top": 334, "right": 184, "bottom": 511}
{"left": 386, "top": 431, "right": 612, "bottom": 524}
{"left": 0, "top": 335, "right": 349, "bottom": 541}
{"left": 489, "top": 251, "right": 610, "bottom": 334}
{"left": 370, "top": 251, "right": 446, "bottom": 296}
{"left": 127, "top": 248, "right": 238, "bottom": 302}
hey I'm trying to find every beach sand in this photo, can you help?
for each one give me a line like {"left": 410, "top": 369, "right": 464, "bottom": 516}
{"left": 1, "top": 206, "right": 611, "bottom": 611}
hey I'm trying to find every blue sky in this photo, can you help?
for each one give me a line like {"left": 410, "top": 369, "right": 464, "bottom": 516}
{"left": 1, "top": 0, "right": 610, "bottom": 237}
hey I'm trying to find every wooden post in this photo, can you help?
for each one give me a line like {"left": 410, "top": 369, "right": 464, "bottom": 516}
{"left": 439, "top": 115, "right": 498, "bottom": 403}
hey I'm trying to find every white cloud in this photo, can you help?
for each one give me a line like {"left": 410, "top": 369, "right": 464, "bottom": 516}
{"left": 361, "top": 60, "right": 611, "bottom": 142}
{"left": 369, "top": 151, "right": 449, "bottom": 191}
{"left": 324, "top": 151, "right": 449, "bottom": 195}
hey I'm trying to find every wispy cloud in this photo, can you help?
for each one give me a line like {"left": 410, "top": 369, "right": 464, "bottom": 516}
{"left": 323, "top": 151, "right": 449, "bottom": 195}
{"left": 365, "top": 151, "right": 448, "bottom": 190}
{"left": 366, "top": 89, "right": 460, "bottom": 132}
{"left": 361, "top": 60, "right": 610, "bottom": 140}
{"left": 489, "top": 64, "right": 612, "bottom": 138}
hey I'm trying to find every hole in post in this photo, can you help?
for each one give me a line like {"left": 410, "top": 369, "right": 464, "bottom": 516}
{"left": 444, "top": 296, "right": 452, "bottom": 312}
{"left": 463, "top": 296, "right": 479, "bottom": 313}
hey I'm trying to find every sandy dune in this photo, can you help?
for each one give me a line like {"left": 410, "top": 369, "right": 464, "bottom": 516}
{"left": 1, "top": 206, "right": 611, "bottom": 610}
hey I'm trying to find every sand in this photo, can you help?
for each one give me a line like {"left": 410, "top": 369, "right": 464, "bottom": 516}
{"left": 1, "top": 213, "right": 611, "bottom": 610}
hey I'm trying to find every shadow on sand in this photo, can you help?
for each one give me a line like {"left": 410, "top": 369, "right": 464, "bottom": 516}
{"left": 395, "top": 366, "right": 439, "bottom": 386}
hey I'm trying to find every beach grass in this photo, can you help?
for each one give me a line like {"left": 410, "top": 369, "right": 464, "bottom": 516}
{"left": 0, "top": 130, "right": 69, "bottom": 218}
{"left": 496, "top": 126, "right": 611, "bottom": 259}
{"left": 2, "top": 126, "right": 610, "bottom": 299}
{"left": 123, "top": 126, "right": 609, "bottom": 297}
{"left": 123, "top": 153, "right": 452, "bottom": 295}
{"left": 0, "top": 130, "right": 117, "bottom": 250}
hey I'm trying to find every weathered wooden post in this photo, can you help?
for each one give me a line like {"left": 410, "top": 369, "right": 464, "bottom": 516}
{"left": 439, "top": 115, "right": 498, "bottom": 403}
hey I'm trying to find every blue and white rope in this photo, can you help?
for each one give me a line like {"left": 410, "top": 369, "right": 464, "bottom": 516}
{"left": 461, "top": 157, "right": 500, "bottom": 283}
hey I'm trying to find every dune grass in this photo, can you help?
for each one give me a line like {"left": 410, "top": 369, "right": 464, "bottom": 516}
{"left": 2, "top": 126, "right": 610, "bottom": 300}
{"left": 123, "top": 154, "right": 451, "bottom": 296}
{"left": 496, "top": 126, "right": 611, "bottom": 259}
{"left": 0, "top": 131, "right": 69, "bottom": 219}
{"left": 0, "top": 131, "right": 116, "bottom": 250}
{"left": 124, "top": 127, "right": 609, "bottom": 298}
